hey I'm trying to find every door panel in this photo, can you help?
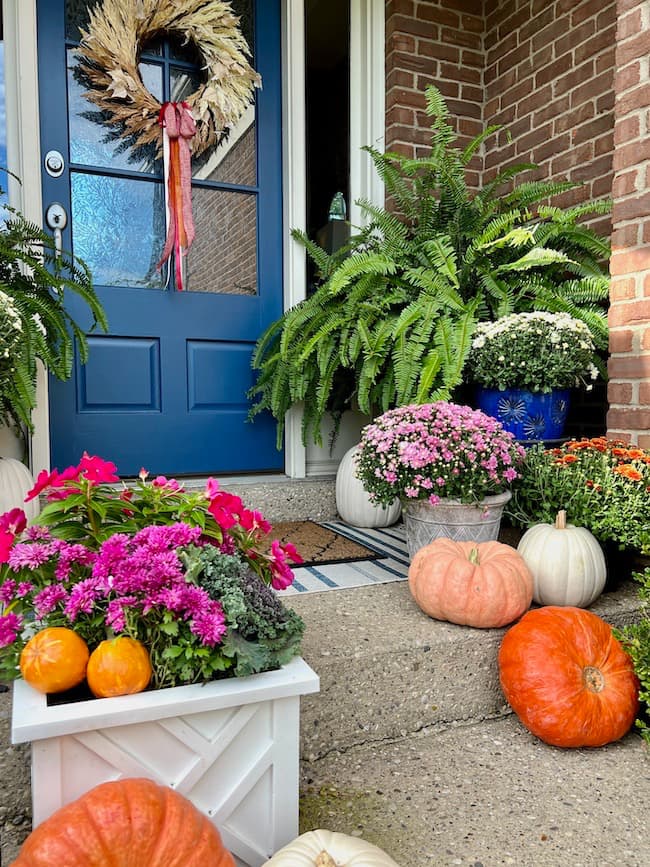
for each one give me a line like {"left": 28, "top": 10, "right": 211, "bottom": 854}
{"left": 38, "top": 0, "right": 283, "bottom": 476}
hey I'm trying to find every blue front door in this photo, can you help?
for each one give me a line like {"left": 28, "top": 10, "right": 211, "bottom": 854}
{"left": 37, "top": 0, "right": 283, "bottom": 476}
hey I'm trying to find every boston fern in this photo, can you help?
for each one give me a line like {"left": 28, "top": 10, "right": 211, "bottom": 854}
{"left": 250, "top": 85, "right": 610, "bottom": 447}
{"left": 0, "top": 189, "right": 107, "bottom": 437}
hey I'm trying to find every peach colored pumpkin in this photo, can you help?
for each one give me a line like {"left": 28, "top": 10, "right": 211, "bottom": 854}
{"left": 408, "top": 537, "right": 533, "bottom": 628}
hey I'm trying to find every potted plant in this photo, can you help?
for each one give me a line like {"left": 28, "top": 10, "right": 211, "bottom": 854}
{"left": 466, "top": 311, "right": 601, "bottom": 441}
{"left": 248, "top": 86, "right": 609, "bottom": 450}
{"left": 0, "top": 176, "right": 107, "bottom": 512}
{"left": 355, "top": 401, "right": 525, "bottom": 557}
{"left": 509, "top": 436, "right": 650, "bottom": 585}
{"left": 620, "top": 567, "right": 650, "bottom": 746}
{"left": 0, "top": 455, "right": 318, "bottom": 866}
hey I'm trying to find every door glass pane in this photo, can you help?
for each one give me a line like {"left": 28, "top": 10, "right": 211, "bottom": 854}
{"left": 71, "top": 172, "right": 167, "bottom": 288}
{"left": 192, "top": 108, "right": 257, "bottom": 186}
{"left": 65, "top": 0, "right": 91, "bottom": 41}
{"left": 68, "top": 50, "right": 161, "bottom": 173}
{"left": 170, "top": 66, "right": 202, "bottom": 103}
{"left": 187, "top": 189, "right": 257, "bottom": 295}
{"left": 232, "top": 0, "right": 255, "bottom": 53}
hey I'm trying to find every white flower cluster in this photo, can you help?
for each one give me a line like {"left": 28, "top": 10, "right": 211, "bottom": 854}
{"left": 0, "top": 290, "right": 23, "bottom": 360}
{"left": 471, "top": 311, "right": 593, "bottom": 350}
{"left": 467, "top": 310, "right": 600, "bottom": 392}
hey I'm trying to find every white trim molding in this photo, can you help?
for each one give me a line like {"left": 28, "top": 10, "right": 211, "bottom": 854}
{"left": 350, "top": 0, "right": 386, "bottom": 225}
{"left": 281, "top": 0, "right": 308, "bottom": 478}
{"left": 284, "top": 0, "right": 386, "bottom": 478}
{"left": 3, "top": 0, "right": 50, "bottom": 472}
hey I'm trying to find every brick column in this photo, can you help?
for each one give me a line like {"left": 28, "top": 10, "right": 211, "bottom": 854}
{"left": 607, "top": 0, "right": 650, "bottom": 444}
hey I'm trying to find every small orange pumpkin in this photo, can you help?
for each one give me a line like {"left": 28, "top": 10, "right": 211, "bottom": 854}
{"left": 20, "top": 627, "right": 89, "bottom": 694}
{"left": 11, "top": 778, "right": 235, "bottom": 867}
{"left": 498, "top": 606, "right": 640, "bottom": 748}
{"left": 408, "top": 537, "right": 533, "bottom": 628}
{"left": 86, "top": 636, "right": 152, "bottom": 698}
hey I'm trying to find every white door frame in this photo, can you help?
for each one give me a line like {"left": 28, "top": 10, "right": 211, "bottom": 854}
{"left": 2, "top": 0, "right": 385, "bottom": 478}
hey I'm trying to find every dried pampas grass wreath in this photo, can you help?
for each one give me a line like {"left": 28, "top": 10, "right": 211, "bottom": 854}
{"left": 77, "top": 0, "right": 261, "bottom": 157}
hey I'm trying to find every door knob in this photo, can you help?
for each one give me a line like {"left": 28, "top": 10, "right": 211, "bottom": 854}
{"left": 45, "top": 202, "right": 68, "bottom": 259}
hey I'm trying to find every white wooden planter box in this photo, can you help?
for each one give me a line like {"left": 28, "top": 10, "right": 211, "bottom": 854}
{"left": 12, "top": 657, "right": 319, "bottom": 867}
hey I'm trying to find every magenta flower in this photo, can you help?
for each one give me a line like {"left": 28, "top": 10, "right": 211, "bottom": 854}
{"left": 25, "top": 469, "right": 59, "bottom": 502}
{"left": 0, "top": 612, "right": 23, "bottom": 648}
{"left": 7, "top": 542, "right": 54, "bottom": 571}
{"left": 77, "top": 452, "right": 119, "bottom": 485}
{"left": 33, "top": 584, "right": 68, "bottom": 616}
{"left": 0, "top": 579, "right": 17, "bottom": 604}
{"left": 0, "top": 509, "right": 27, "bottom": 536}
{"left": 0, "top": 528, "right": 14, "bottom": 564}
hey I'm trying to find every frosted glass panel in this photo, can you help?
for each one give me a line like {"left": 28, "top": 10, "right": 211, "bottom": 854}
{"left": 71, "top": 172, "right": 166, "bottom": 288}
{"left": 68, "top": 50, "right": 161, "bottom": 173}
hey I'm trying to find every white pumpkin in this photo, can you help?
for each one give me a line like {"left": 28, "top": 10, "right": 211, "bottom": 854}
{"left": 262, "top": 829, "right": 400, "bottom": 866}
{"left": 336, "top": 445, "right": 401, "bottom": 528}
{"left": 0, "top": 457, "right": 40, "bottom": 522}
{"left": 517, "top": 509, "right": 606, "bottom": 607}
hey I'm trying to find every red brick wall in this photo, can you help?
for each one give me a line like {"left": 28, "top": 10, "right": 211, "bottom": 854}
{"left": 385, "top": 1, "right": 617, "bottom": 231}
{"left": 606, "top": 0, "right": 650, "bottom": 445}
{"left": 385, "top": 0, "right": 484, "bottom": 185}
{"left": 484, "top": 0, "right": 616, "bottom": 240}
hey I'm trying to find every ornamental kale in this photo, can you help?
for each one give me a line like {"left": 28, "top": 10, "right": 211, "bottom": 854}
{"left": 356, "top": 401, "right": 525, "bottom": 507}
{"left": 183, "top": 547, "right": 304, "bottom": 678}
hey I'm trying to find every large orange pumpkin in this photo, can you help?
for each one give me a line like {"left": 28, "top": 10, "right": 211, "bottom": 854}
{"left": 408, "top": 538, "right": 533, "bottom": 628}
{"left": 19, "top": 627, "right": 89, "bottom": 694}
{"left": 499, "top": 606, "right": 639, "bottom": 747}
{"left": 86, "top": 636, "right": 152, "bottom": 698}
{"left": 11, "top": 778, "right": 235, "bottom": 867}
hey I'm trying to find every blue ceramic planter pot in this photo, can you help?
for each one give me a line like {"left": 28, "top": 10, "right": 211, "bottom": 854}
{"left": 476, "top": 387, "right": 570, "bottom": 441}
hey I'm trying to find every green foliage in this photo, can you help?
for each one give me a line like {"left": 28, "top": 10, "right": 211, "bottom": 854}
{"left": 619, "top": 568, "right": 650, "bottom": 745}
{"left": 183, "top": 547, "right": 305, "bottom": 678}
{"left": 249, "top": 85, "right": 610, "bottom": 446}
{"left": 509, "top": 438, "right": 650, "bottom": 554}
{"left": 0, "top": 181, "right": 108, "bottom": 438}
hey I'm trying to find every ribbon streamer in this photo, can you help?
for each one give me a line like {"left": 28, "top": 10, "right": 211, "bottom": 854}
{"left": 157, "top": 101, "right": 196, "bottom": 291}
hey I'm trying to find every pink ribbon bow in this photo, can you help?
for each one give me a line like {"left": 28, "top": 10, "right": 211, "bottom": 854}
{"left": 157, "top": 101, "right": 197, "bottom": 291}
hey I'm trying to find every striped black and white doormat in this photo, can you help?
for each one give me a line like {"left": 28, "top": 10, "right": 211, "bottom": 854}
{"left": 279, "top": 521, "right": 409, "bottom": 596}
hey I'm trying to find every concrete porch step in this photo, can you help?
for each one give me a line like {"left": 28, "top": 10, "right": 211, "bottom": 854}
{"left": 287, "top": 580, "right": 643, "bottom": 761}
{"left": 298, "top": 714, "right": 649, "bottom": 866}
{"left": 288, "top": 580, "right": 648, "bottom": 866}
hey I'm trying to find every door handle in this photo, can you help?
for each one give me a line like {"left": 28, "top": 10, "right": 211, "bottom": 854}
{"left": 45, "top": 202, "right": 68, "bottom": 259}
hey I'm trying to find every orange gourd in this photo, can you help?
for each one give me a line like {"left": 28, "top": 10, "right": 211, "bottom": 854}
{"left": 86, "top": 636, "right": 152, "bottom": 698}
{"left": 408, "top": 538, "right": 533, "bottom": 628}
{"left": 19, "top": 627, "right": 89, "bottom": 694}
{"left": 11, "top": 778, "right": 235, "bottom": 867}
{"left": 499, "top": 606, "right": 640, "bottom": 747}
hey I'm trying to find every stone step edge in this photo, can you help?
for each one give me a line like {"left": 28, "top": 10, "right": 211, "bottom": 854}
{"left": 291, "top": 580, "right": 642, "bottom": 760}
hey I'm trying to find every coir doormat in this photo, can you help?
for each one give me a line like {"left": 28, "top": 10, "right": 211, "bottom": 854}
{"left": 268, "top": 520, "right": 381, "bottom": 567}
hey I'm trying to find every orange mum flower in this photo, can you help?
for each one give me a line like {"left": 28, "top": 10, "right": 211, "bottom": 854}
{"left": 626, "top": 449, "right": 647, "bottom": 460}
{"left": 560, "top": 454, "right": 579, "bottom": 464}
{"left": 613, "top": 464, "right": 643, "bottom": 481}
{"left": 611, "top": 447, "right": 629, "bottom": 457}
{"left": 567, "top": 440, "right": 592, "bottom": 450}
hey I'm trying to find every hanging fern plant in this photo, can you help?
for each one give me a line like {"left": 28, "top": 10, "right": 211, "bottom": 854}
{"left": 0, "top": 179, "right": 108, "bottom": 440}
{"left": 249, "top": 85, "right": 610, "bottom": 448}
